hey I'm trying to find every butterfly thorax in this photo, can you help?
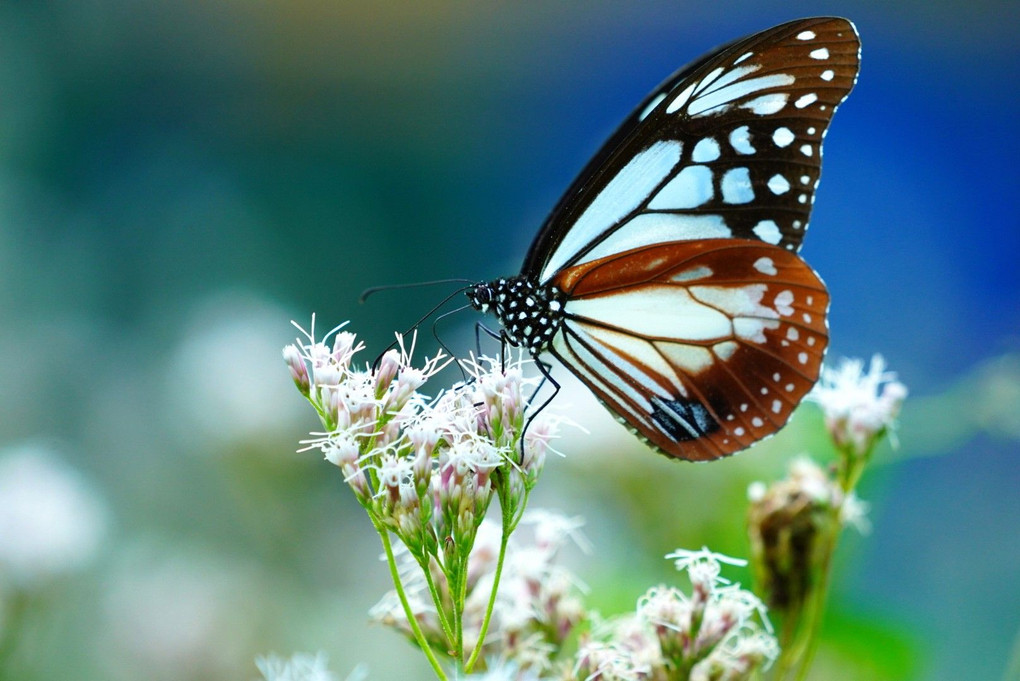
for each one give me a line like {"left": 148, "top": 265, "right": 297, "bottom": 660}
{"left": 467, "top": 277, "right": 566, "bottom": 354}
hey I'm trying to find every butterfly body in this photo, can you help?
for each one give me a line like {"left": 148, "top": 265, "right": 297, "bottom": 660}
{"left": 468, "top": 17, "right": 860, "bottom": 461}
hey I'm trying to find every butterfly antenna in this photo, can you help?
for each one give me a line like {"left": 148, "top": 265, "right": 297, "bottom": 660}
{"left": 371, "top": 284, "right": 474, "bottom": 369}
{"left": 359, "top": 278, "right": 475, "bottom": 304}
{"left": 432, "top": 302, "right": 474, "bottom": 382}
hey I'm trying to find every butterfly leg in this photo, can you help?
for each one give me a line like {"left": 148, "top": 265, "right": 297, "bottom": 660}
{"left": 518, "top": 358, "right": 560, "bottom": 462}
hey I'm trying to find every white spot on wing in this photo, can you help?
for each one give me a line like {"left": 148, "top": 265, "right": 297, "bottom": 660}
{"left": 670, "top": 265, "right": 714, "bottom": 282}
{"left": 713, "top": 340, "right": 737, "bottom": 360}
{"left": 752, "top": 220, "right": 782, "bottom": 245}
{"left": 753, "top": 257, "right": 777, "bottom": 276}
{"left": 692, "top": 138, "right": 721, "bottom": 163}
{"left": 810, "top": 47, "right": 830, "bottom": 60}
{"left": 657, "top": 343, "right": 714, "bottom": 374}
{"left": 774, "top": 290, "right": 794, "bottom": 316}
{"left": 649, "top": 166, "right": 714, "bottom": 209}
{"left": 734, "top": 51, "right": 754, "bottom": 64}
{"left": 740, "top": 93, "right": 788, "bottom": 115}
{"left": 767, "top": 174, "right": 791, "bottom": 195}
{"left": 689, "top": 74, "right": 795, "bottom": 117}
{"left": 721, "top": 167, "right": 754, "bottom": 204}
{"left": 691, "top": 283, "right": 781, "bottom": 344}
{"left": 773, "top": 127, "right": 795, "bottom": 147}
{"left": 666, "top": 81, "right": 698, "bottom": 114}
{"left": 729, "top": 125, "right": 755, "bottom": 155}
{"left": 821, "top": 69, "right": 835, "bottom": 81}
{"left": 795, "top": 93, "right": 818, "bottom": 109}
{"left": 639, "top": 92, "right": 667, "bottom": 121}
{"left": 797, "top": 30, "right": 816, "bottom": 40}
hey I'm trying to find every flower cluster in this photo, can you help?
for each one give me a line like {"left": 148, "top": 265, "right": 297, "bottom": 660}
{"left": 809, "top": 354, "right": 907, "bottom": 460}
{"left": 371, "top": 510, "right": 588, "bottom": 677}
{"left": 284, "top": 318, "right": 558, "bottom": 670}
{"left": 573, "top": 549, "right": 777, "bottom": 681}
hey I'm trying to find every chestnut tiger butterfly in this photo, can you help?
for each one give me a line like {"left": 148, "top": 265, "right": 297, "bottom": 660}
{"left": 466, "top": 17, "right": 861, "bottom": 461}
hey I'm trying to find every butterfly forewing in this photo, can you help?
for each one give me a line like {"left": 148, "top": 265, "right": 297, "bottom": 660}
{"left": 467, "top": 18, "right": 856, "bottom": 461}
{"left": 548, "top": 240, "right": 829, "bottom": 461}
{"left": 524, "top": 17, "right": 860, "bottom": 284}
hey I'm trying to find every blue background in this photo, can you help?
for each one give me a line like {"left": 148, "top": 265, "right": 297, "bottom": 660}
{"left": 0, "top": 1, "right": 1017, "bottom": 679}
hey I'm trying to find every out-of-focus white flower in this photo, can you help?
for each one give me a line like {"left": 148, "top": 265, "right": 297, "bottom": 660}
{"left": 102, "top": 546, "right": 258, "bottom": 678}
{"left": 520, "top": 509, "right": 591, "bottom": 555}
{"left": 0, "top": 444, "right": 107, "bottom": 586}
{"left": 810, "top": 354, "right": 907, "bottom": 457}
{"left": 840, "top": 492, "right": 872, "bottom": 535}
{"left": 167, "top": 293, "right": 308, "bottom": 450}
{"left": 462, "top": 659, "right": 543, "bottom": 680}
{"left": 255, "top": 652, "right": 346, "bottom": 681}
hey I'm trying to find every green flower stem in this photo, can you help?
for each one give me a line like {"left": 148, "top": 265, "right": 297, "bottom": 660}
{"left": 465, "top": 518, "right": 511, "bottom": 673}
{"left": 779, "top": 442, "right": 874, "bottom": 681}
{"left": 789, "top": 506, "right": 841, "bottom": 681}
{"left": 421, "top": 558, "right": 456, "bottom": 654}
{"left": 376, "top": 521, "right": 449, "bottom": 681}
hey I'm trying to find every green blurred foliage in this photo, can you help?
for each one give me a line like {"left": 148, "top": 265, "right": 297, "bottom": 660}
{"left": 0, "top": 2, "right": 1017, "bottom": 680}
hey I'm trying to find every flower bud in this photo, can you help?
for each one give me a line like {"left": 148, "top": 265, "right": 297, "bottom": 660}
{"left": 282, "top": 344, "right": 311, "bottom": 396}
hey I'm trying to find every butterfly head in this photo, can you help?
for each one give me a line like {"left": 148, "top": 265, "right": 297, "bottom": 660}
{"left": 467, "top": 282, "right": 495, "bottom": 313}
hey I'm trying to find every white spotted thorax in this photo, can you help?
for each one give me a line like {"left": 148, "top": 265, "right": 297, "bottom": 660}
{"left": 466, "top": 18, "right": 859, "bottom": 461}
{"left": 468, "top": 278, "right": 566, "bottom": 355}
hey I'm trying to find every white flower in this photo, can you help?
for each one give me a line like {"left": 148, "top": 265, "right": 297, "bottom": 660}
{"left": 520, "top": 509, "right": 591, "bottom": 555}
{"left": 0, "top": 445, "right": 107, "bottom": 586}
{"left": 167, "top": 293, "right": 308, "bottom": 449}
{"left": 810, "top": 354, "right": 907, "bottom": 456}
{"left": 255, "top": 652, "right": 341, "bottom": 681}
{"left": 840, "top": 492, "right": 872, "bottom": 534}
{"left": 664, "top": 547, "right": 747, "bottom": 586}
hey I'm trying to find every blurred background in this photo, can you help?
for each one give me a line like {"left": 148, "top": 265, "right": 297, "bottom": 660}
{"left": 0, "top": 1, "right": 1017, "bottom": 679}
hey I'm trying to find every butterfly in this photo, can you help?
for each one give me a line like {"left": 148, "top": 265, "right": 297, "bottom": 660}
{"left": 467, "top": 17, "right": 860, "bottom": 461}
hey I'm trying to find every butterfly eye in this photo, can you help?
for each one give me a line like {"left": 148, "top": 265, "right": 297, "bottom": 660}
{"left": 469, "top": 284, "right": 493, "bottom": 311}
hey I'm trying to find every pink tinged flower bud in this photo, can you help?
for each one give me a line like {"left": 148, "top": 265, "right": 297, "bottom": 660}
{"left": 283, "top": 345, "right": 311, "bottom": 396}
{"left": 327, "top": 389, "right": 351, "bottom": 430}
{"left": 375, "top": 350, "right": 400, "bottom": 398}
{"left": 411, "top": 438, "right": 433, "bottom": 491}
{"left": 331, "top": 331, "right": 360, "bottom": 368}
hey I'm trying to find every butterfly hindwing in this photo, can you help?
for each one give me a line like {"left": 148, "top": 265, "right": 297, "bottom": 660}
{"left": 548, "top": 239, "right": 829, "bottom": 461}
{"left": 467, "top": 17, "right": 856, "bottom": 461}
{"left": 524, "top": 17, "right": 860, "bottom": 284}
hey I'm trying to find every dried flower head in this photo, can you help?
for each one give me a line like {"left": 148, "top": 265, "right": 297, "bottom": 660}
{"left": 746, "top": 457, "right": 865, "bottom": 611}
